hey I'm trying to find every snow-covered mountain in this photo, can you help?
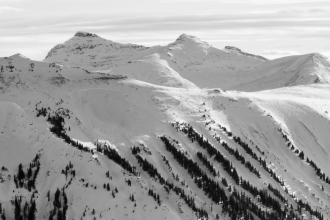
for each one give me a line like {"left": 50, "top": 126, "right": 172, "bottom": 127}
{"left": 1, "top": 32, "right": 330, "bottom": 220}
{"left": 45, "top": 32, "right": 330, "bottom": 91}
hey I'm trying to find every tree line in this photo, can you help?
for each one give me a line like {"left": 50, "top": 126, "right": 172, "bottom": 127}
{"left": 14, "top": 154, "right": 41, "bottom": 192}
{"left": 131, "top": 146, "right": 208, "bottom": 219}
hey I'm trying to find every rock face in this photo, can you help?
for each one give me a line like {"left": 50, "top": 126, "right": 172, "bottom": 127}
{"left": 224, "top": 46, "right": 269, "bottom": 61}
{"left": 44, "top": 31, "right": 149, "bottom": 70}
{"left": 74, "top": 31, "right": 99, "bottom": 38}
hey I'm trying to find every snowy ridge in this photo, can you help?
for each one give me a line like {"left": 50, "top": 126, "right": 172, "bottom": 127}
{"left": 224, "top": 46, "right": 268, "bottom": 61}
{"left": 235, "top": 53, "right": 330, "bottom": 91}
{"left": 44, "top": 32, "right": 330, "bottom": 90}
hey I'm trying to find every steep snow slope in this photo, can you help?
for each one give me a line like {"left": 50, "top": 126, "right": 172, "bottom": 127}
{"left": 0, "top": 56, "right": 219, "bottom": 220}
{"left": 159, "top": 34, "right": 266, "bottom": 89}
{"left": 109, "top": 53, "right": 198, "bottom": 88}
{"left": 0, "top": 99, "right": 188, "bottom": 220}
{"left": 205, "top": 85, "right": 330, "bottom": 215}
{"left": 1, "top": 53, "right": 330, "bottom": 220}
{"left": 0, "top": 60, "right": 185, "bottom": 220}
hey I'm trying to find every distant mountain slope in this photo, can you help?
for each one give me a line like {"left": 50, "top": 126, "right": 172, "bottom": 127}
{"left": 45, "top": 32, "right": 330, "bottom": 91}
{"left": 234, "top": 53, "right": 330, "bottom": 91}
{"left": 160, "top": 34, "right": 266, "bottom": 88}
{"left": 0, "top": 53, "right": 117, "bottom": 93}
{"left": 44, "top": 32, "right": 197, "bottom": 88}
{"left": 44, "top": 32, "right": 269, "bottom": 89}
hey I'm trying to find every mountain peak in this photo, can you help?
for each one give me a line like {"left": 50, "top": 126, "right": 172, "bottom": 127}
{"left": 174, "top": 33, "right": 203, "bottom": 44}
{"left": 177, "top": 33, "right": 195, "bottom": 40}
{"left": 169, "top": 33, "right": 209, "bottom": 50}
{"left": 9, "top": 53, "right": 29, "bottom": 60}
{"left": 74, "top": 31, "right": 99, "bottom": 38}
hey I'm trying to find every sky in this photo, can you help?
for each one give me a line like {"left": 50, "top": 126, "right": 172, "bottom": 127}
{"left": 0, "top": 0, "right": 329, "bottom": 60}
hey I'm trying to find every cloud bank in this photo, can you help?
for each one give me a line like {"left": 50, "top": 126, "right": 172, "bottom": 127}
{"left": 0, "top": 0, "right": 329, "bottom": 60}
